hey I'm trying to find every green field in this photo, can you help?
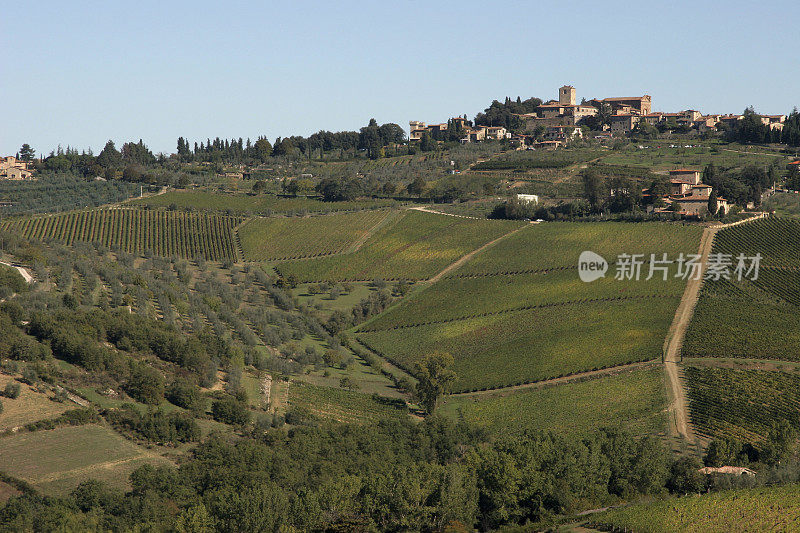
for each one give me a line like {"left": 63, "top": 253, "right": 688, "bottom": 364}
{"left": 452, "top": 222, "right": 703, "bottom": 276}
{"left": 288, "top": 381, "right": 408, "bottom": 423}
{"left": 686, "top": 365, "right": 800, "bottom": 443}
{"left": 1, "top": 208, "right": 242, "bottom": 261}
{"left": 359, "top": 297, "right": 675, "bottom": 392}
{"left": 275, "top": 210, "right": 523, "bottom": 281}
{"left": 592, "top": 484, "right": 800, "bottom": 533}
{"left": 238, "top": 209, "right": 394, "bottom": 261}
{"left": 0, "top": 424, "right": 171, "bottom": 495}
{"left": 439, "top": 366, "right": 666, "bottom": 438}
{"left": 361, "top": 269, "right": 686, "bottom": 331}
{"left": 683, "top": 217, "right": 800, "bottom": 362}
{"left": 713, "top": 217, "right": 800, "bottom": 267}
{"left": 130, "top": 190, "right": 399, "bottom": 215}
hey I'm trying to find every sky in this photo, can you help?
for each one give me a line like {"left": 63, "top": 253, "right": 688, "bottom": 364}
{"left": 2, "top": 0, "right": 799, "bottom": 157}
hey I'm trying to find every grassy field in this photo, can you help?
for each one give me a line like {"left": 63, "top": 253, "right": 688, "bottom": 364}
{"left": 452, "top": 222, "right": 702, "bottom": 276}
{"left": 288, "top": 381, "right": 407, "bottom": 423}
{"left": 1, "top": 208, "right": 242, "bottom": 261}
{"left": 0, "top": 424, "right": 171, "bottom": 495}
{"left": 358, "top": 297, "right": 675, "bottom": 392}
{"left": 275, "top": 210, "right": 524, "bottom": 282}
{"left": 129, "top": 190, "right": 399, "bottom": 214}
{"left": 439, "top": 366, "right": 666, "bottom": 438}
{"left": 0, "top": 374, "right": 72, "bottom": 431}
{"left": 686, "top": 365, "right": 800, "bottom": 443}
{"left": 238, "top": 209, "right": 395, "bottom": 261}
{"left": 591, "top": 484, "right": 800, "bottom": 533}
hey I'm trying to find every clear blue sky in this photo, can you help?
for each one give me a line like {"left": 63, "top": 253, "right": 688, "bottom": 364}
{"left": 2, "top": 0, "right": 798, "bottom": 156}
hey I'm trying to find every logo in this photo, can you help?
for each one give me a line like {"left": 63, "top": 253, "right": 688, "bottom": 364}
{"left": 578, "top": 251, "right": 608, "bottom": 282}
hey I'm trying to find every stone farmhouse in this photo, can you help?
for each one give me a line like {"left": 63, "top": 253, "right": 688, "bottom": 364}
{"left": 0, "top": 156, "right": 34, "bottom": 180}
{"left": 648, "top": 168, "right": 730, "bottom": 217}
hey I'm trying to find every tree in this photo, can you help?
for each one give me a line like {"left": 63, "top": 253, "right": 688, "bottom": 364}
{"left": 407, "top": 176, "right": 426, "bottom": 196}
{"left": 211, "top": 396, "right": 250, "bottom": 426}
{"left": 414, "top": 352, "right": 456, "bottom": 414}
{"left": 126, "top": 364, "right": 165, "bottom": 405}
{"left": 708, "top": 188, "right": 719, "bottom": 216}
{"left": 18, "top": 144, "right": 35, "bottom": 161}
{"left": 97, "top": 140, "right": 122, "bottom": 169}
{"left": 580, "top": 168, "right": 605, "bottom": 211}
{"left": 667, "top": 456, "right": 704, "bottom": 494}
{"left": 253, "top": 137, "right": 272, "bottom": 163}
{"left": 419, "top": 132, "right": 436, "bottom": 152}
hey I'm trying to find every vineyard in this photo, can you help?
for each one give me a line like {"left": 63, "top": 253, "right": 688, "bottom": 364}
{"left": 1, "top": 208, "right": 242, "bottom": 261}
{"left": 683, "top": 217, "right": 800, "bottom": 361}
{"left": 452, "top": 221, "right": 703, "bottom": 276}
{"left": 288, "top": 381, "right": 408, "bottom": 423}
{"left": 129, "top": 190, "right": 399, "bottom": 215}
{"left": 238, "top": 209, "right": 395, "bottom": 261}
{"left": 682, "top": 295, "right": 800, "bottom": 361}
{"left": 358, "top": 297, "right": 676, "bottom": 392}
{"left": 354, "top": 220, "right": 696, "bottom": 392}
{"left": 592, "top": 484, "right": 800, "bottom": 533}
{"left": 686, "top": 365, "right": 800, "bottom": 443}
{"left": 713, "top": 217, "right": 800, "bottom": 267}
{"left": 439, "top": 366, "right": 666, "bottom": 438}
{"left": 275, "top": 210, "right": 524, "bottom": 282}
{"left": 361, "top": 269, "right": 687, "bottom": 331}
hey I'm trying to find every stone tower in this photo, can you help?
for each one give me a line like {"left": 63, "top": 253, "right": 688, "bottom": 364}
{"left": 559, "top": 85, "right": 576, "bottom": 106}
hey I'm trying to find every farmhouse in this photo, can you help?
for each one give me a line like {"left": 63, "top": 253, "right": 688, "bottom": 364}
{"left": 659, "top": 168, "right": 730, "bottom": 216}
{"left": 0, "top": 156, "right": 34, "bottom": 180}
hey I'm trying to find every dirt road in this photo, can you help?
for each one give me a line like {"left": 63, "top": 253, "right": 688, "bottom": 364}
{"left": 663, "top": 226, "right": 716, "bottom": 444}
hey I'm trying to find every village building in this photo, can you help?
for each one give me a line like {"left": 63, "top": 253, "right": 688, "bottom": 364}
{"left": 655, "top": 168, "right": 730, "bottom": 217}
{"left": 610, "top": 114, "right": 639, "bottom": 134}
{"left": 542, "top": 125, "right": 583, "bottom": 143}
{"left": 0, "top": 156, "right": 34, "bottom": 180}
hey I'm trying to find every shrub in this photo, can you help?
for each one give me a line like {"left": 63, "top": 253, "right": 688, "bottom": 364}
{"left": 3, "top": 382, "right": 21, "bottom": 399}
{"left": 211, "top": 397, "right": 250, "bottom": 426}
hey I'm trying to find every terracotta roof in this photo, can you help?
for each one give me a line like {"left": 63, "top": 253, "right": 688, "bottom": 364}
{"left": 603, "top": 96, "right": 649, "bottom": 102}
{"left": 670, "top": 169, "right": 699, "bottom": 173}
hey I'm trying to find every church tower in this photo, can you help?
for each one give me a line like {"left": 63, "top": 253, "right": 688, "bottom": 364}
{"left": 559, "top": 85, "right": 576, "bottom": 106}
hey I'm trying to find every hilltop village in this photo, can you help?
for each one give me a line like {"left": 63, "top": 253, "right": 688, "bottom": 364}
{"left": 410, "top": 85, "right": 788, "bottom": 149}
